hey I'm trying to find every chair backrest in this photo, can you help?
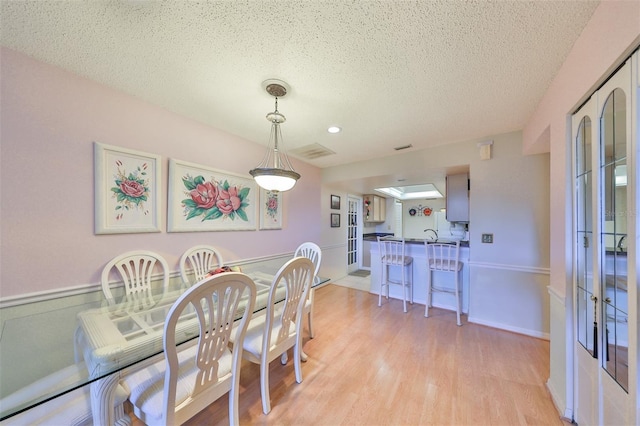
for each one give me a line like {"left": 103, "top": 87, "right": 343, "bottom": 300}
{"left": 162, "top": 272, "right": 256, "bottom": 425}
{"left": 179, "top": 245, "right": 224, "bottom": 286}
{"left": 425, "top": 240, "right": 461, "bottom": 272}
{"left": 263, "top": 257, "right": 314, "bottom": 353}
{"left": 377, "top": 237, "right": 407, "bottom": 266}
{"left": 294, "top": 242, "right": 322, "bottom": 277}
{"left": 101, "top": 250, "right": 170, "bottom": 306}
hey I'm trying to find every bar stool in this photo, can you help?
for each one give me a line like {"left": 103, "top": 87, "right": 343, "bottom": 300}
{"left": 378, "top": 236, "right": 413, "bottom": 312}
{"left": 424, "top": 240, "right": 463, "bottom": 325}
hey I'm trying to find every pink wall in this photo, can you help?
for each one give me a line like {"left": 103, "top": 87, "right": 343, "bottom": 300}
{"left": 522, "top": 1, "right": 640, "bottom": 295}
{"left": 0, "top": 47, "right": 322, "bottom": 298}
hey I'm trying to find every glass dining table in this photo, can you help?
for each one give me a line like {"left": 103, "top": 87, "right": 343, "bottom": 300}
{"left": 0, "top": 254, "right": 329, "bottom": 424}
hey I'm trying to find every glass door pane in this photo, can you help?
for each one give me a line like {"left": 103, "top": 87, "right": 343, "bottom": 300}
{"left": 576, "top": 116, "right": 595, "bottom": 354}
{"left": 599, "top": 87, "right": 628, "bottom": 391}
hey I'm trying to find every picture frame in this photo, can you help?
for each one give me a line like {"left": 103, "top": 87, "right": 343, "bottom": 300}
{"left": 331, "top": 194, "right": 341, "bottom": 210}
{"left": 167, "top": 159, "right": 257, "bottom": 232}
{"left": 259, "top": 188, "right": 283, "bottom": 230}
{"left": 94, "top": 142, "right": 162, "bottom": 234}
{"left": 331, "top": 213, "right": 340, "bottom": 228}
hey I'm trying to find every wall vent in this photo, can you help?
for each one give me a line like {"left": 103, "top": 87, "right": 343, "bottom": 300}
{"left": 394, "top": 144, "right": 413, "bottom": 151}
{"left": 289, "top": 143, "right": 336, "bottom": 159}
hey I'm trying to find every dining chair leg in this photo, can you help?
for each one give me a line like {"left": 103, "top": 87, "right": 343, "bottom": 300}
{"left": 307, "top": 310, "right": 314, "bottom": 339}
{"left": 294, "top": 338, "right": 303, "bottom": 383}
{"left": 260, "top": 359, "right": 272, "bottom": 414}
{"left": 229, "top": 369, "right": 241, "bottom": 426}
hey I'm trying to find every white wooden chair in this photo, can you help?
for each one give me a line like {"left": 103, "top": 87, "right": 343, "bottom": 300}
{"left": 230, "top": 257, "right": 313, "bottom": 414}
{"left": 294, "top": 242, "right": 322, "bottom": 341}
{"left": 425, "top": 240, "right": 463, "bottom": 326}
{"left": 101, "top": 250, "right": 170, "bottom": 307}
{"left": 378, "top": 237, "right": 413, "bottom": 312}
{"left": 179, "top": 245, "right": 224, "bottom": 287}
{"left": 121, "top": 272, "right": 257, "bottom": 426}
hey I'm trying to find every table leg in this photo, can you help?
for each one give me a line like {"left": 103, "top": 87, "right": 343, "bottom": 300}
{"left": 90, "top": 374, "right": 131, "bottom": 426}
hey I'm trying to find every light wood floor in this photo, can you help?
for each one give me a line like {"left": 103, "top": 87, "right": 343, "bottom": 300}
{"left": 131, "top": 282, "right": 566, "bottom": 425}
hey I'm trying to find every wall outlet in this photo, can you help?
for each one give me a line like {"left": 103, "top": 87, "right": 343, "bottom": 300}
{"left": 481, "top": 233, "right": 493, "bottom": 243}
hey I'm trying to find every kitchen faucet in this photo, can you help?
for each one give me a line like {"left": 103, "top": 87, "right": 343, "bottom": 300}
{"left": 617, "top": 235, "right": 627, "bottom": 252}
{"left": 424, "top": 228, "right": 438, "bottom": 241}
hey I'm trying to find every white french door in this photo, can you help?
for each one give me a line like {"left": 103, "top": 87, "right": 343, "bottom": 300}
{"left": 347, "top": 195, "right": 362, "bottom": 274}
{"left": 572, "top": 54, "right": 637, "bottom": 425}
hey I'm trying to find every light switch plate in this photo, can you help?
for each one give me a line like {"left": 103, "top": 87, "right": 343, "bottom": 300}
{"left": 482, "top": 233, "right": 493, "bottom": 243}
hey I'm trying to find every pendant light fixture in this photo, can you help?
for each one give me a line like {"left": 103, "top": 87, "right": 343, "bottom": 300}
{"left": 249, "top": 79, "right": 301, "bottom": 192}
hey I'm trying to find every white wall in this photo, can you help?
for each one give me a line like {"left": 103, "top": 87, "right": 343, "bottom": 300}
{"left": 0, "top": 47, "right": 322, "bottom": 299}
{"left": 402, "top": 199, "right": 446, "bottom": 239}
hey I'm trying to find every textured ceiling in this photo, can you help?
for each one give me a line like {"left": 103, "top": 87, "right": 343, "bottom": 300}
{"left": 1, "top": 1, "right": 599, "bottom": 174}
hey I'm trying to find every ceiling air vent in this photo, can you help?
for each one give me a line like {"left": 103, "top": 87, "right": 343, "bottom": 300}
{"left": 289, "top": 143, "right": 336, "bottom": 160}
{"left": 394, "top": 144, "right": 413, "bottom": 151}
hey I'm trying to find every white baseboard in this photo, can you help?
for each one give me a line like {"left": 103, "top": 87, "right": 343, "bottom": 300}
{"left": 546, "top": 379, "right": 573, "bottom": 423}
{"left": 467, "top": 315, "right": 550, "bottom": 340}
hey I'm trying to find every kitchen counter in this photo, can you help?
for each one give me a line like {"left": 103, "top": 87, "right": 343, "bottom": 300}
{"left": 363, "top": 233, "right": 393, "bottom": 241}
{"left": 365, "top": 233, "right": 469, "bottom": 247}
{"left": 405, "top": 238, "right": 469, "bottom": 247}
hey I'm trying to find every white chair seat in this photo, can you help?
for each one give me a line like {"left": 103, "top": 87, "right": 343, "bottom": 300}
{"left": 241, "top": 317, "right": 295, "bottom": 356}
{"left": 427, "top": 258, "right": 462, "bottom": 272}
{"left": 124, "top": 345, "right": 232, "bottom": 424}
{"left": 383, "top": 254, "right": 413, "bottom": 265}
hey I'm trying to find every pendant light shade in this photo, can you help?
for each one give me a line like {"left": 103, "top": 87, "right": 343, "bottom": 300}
{"left": 250, "top": 80, "right": 300, "bottom": 192}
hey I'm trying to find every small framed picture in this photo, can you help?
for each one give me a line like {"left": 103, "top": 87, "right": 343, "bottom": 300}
{"left": 331, "top": 213, "right": 340, "bottom": 228}
{"left": 94, "top": 142, "right": 162, "bottom": 234}
{"left": 331, "top": 194, "right": 341, "bottom": 210}
{"left": 259, "top": 188, "right": 283, "bottom": 230}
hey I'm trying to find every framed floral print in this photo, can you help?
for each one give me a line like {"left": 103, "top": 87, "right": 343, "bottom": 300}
{"left": 94, "top": 142, "right": 161, "bottom": 234}
{"left": 168, "top": 159, "right": 257, "bottom": 232}
{"left": 259, "top": 188, "right": 282, "bottom": 230}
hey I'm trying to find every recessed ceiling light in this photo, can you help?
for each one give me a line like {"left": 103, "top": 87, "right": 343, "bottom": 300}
{"left": 327, "top": 126, "right": 341, "bottom": 134}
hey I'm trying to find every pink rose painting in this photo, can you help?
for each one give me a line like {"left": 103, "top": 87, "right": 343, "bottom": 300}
{"left": 111, "top": 160, "right": 150, "bottom": 220}
{"left": 259, "top": 189, "right": 282, "bottom": 229}
{"left": 265, "top": 192, "right": 278, "bottom": 219}
{"left": 181, "top": 174, "right": 250, "bottom": 222}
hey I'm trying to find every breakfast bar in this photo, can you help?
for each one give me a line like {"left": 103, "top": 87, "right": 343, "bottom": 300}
{"left": 369, "top": 239, "right": 470, "bottom": 314}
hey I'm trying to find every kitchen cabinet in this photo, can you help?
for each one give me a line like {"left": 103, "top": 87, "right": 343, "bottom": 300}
{"left": 446, "top": 173, "right": 469, "bottom": 222}
{"left": 363, "top": 194, "right": 386, "bottom": 222}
